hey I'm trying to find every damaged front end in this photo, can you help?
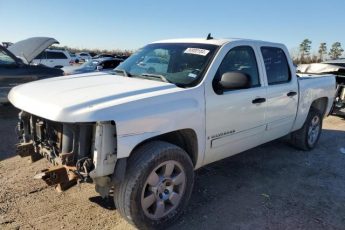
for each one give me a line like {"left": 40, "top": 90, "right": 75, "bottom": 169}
{"left": 16, "top": 111, "right": 117, "bottom": 194}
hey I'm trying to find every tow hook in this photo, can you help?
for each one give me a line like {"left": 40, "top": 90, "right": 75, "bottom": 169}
{"left": 34, "top": 166, "right": 78, "bottom": 192}
{"left": 16, "top": 141, "right": 42, "bottom": 162}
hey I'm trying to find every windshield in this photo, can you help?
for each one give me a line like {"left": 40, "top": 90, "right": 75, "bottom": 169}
{"left": 115, "top": 43, "right": 218, "bottom": 86}
{"left": 0, "top": 49, "right": 16, "bottom": 65}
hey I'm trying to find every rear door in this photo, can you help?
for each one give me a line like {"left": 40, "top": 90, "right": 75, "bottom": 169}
{"left": 259, "top": 46, "right": 298, "bottom": 141}
{"left": 204, "top": 42, "right": 267, "bottom": 165}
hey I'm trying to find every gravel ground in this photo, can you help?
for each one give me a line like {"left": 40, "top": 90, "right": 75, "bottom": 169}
{"left": 0, "top": 105, "right": 345, "bottom": 230}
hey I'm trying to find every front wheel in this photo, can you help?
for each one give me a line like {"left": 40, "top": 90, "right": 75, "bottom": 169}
{"left": 290, "top": 108, "right": 323, "bottom": 150}
{"left": 113, "top": 141, "right": 194, "bottom": 229}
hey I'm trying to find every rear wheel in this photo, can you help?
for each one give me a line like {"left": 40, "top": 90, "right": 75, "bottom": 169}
{"left": 113, "top": 141, "right": 194, "bottom": 229}
{"left": 290, "top": 108, "right": 323, "bottom": 150}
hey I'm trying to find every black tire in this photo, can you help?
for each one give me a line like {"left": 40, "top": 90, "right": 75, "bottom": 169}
{"left": 290, "top": 108, "right": 323, "bottom": 150}
{"left": 113, "top": 141, "right": 194, "bottom": 230}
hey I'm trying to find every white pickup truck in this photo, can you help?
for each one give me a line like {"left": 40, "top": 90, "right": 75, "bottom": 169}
{"left": 9, "top": 37, "right": 335, "bottom": 229}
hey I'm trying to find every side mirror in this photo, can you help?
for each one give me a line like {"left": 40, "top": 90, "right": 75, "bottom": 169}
{"left": 218, "top": 72, "right": 251, "bottom": 90}
{"left": 96, "top": 65, "right": 103, "bottom": 71}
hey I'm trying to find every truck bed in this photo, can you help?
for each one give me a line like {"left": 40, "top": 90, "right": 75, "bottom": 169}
{"left": 292, "top": 74, "right": 336, "bottom": 131}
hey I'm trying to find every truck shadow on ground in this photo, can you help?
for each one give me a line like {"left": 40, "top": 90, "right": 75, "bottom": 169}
{"left": 168, "top": 129, "right": 345, "bottom": 230}
{"left": 89, "top": 196, "right": 116, "bottom": 210}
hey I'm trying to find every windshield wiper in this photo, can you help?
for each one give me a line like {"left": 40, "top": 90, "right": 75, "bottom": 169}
{"left": 140, "top": 73, "right": 171, "bottom": 83}
{"left": 113, "top": 68, "right": 131, "bottom": 77}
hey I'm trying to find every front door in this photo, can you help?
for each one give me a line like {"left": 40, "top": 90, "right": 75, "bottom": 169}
{"left": 204, "top": 44, "right": 267, "bottom": 165}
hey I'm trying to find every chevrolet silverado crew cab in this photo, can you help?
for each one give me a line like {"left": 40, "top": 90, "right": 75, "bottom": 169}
{"left": 9, "top": 37, "right": 335, "bottom": 229}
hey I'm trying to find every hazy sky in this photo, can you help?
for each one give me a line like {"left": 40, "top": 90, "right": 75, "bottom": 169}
{"left": 1, "top": 0, "right": 344, "bottom": 54}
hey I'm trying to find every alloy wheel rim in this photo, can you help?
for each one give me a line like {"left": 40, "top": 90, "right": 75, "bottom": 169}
{"left": 308, "top": 115, "right": 320, "bottom": 146}
{"left": 141, "top": 160, "right": 186, "bottom": 220}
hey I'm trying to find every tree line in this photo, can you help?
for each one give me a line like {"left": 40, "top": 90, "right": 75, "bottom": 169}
{"left": 294, "top": 39, "right": 344, "bottom": 64}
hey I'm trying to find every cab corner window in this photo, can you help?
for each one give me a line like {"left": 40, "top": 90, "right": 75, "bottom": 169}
{"left": 261, "top": 47, "right": 291, "bottom": 85}
{"left": 215, "top": 46, "right": 260, "bottom": 92}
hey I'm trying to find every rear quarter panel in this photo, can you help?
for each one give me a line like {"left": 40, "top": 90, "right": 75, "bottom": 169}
{"left": 292, "top": 74, "right": 336, "bottom": 131}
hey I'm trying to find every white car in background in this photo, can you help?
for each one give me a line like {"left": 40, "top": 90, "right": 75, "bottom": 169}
{"left": 69, "top": 52, "right": 80, "bottom": 64}
{"left": 138, "top": 56, "right": 168, "bottom": 73}
{"left": 76, "top": 52, "right": 92, "bottom": 62}
{"left": 32, "top": 49, "right": 73, "bottom": 68}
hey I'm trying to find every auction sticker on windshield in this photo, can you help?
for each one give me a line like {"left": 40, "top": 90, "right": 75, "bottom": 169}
{"left": 184, "top": 48, "right": 210, "bottom": 56}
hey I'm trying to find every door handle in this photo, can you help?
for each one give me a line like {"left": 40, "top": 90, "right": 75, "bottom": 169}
{"left": 252, "top": 98, "right": 266, "bottom": 104}
{"left": 287, "top": 91, "right": 297, "bottom": 97}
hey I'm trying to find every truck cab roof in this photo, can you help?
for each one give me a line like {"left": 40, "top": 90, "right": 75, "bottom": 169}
{"left": 152, "top": 38, "right": 284, "bottom": 47}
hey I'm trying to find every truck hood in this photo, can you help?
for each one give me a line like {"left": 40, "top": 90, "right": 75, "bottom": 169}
{"left": 8, "top": 37, "right": 59, "bottom": 64}
{"left": 8, "top": 72, "right": 182, "bottom": 122}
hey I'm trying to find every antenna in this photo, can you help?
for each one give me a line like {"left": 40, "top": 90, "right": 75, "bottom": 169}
{"left": 206, "top": 33, "right": 213, "bottom": 40}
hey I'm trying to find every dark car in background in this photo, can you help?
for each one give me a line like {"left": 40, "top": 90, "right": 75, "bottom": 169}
{"left": 92, "top": 53, "right": 115, "bottom": 59}
{"left": 62, "top": 57, "right": 123, "bottom": 75}
{"left": 0, "top": 38, "right": 63, "bottom": 103}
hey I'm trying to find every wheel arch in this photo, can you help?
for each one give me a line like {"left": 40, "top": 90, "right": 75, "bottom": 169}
{"left": 310, "top": 97, "right": 328, "bottom": 117}
{"left": 292, "top": 96, "right": 330, "bottom": 132}
{"left": 129, "top": 129, "right": 199, "bottom": 167}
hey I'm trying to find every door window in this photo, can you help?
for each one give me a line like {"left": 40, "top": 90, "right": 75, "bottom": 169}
{"left": 215, "top": 46, "right": 260, "bottom": 91}
{"left": 261, "top": 47, "right": 291, "bottom": 85}
{"left": 46, "top": 51, "right": 68, "bottom": 59}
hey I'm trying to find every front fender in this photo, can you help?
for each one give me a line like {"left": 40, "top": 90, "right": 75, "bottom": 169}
{"left": 115, "top": 86, "right": 206, "bottom": 169}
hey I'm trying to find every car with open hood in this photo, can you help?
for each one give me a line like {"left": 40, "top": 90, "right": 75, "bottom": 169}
{"left": 0, "top": 37, "right": 63, "bottom": 103}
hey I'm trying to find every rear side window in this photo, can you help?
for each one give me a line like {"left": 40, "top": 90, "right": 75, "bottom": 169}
{"left": 47, "top": 51, "right": 67, "bottom": 59}
{"left": 261, "top": 47, "right": 291, "bottom": 85}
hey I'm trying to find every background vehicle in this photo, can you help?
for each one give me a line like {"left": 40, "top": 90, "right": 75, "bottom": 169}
{"left": 0, "top": 44, "right": 62, "bottom": 103}
{"left": 114, "top": 54, "right": 130, "bottom": 60}
{"left": 9, "top": 38, "right": 335, "bottom": 229}
{"left": 32, "top": 49, "right": 73, "bottom": 68}
{"left": 297, "top": 63, "right": 345, "bottom": 116}
{"left": 322, "top": 59, "right": 345, "bottom": 67}
{"left": 69, "top": 52, "right": 79, "bottom": 64}
{"left": 92, "top": 53, "right": 115, "bottom": 59}
{"left": 137, "top": 56, "right": 169, "bottom": 73}
{"left": 76, "top": 52, "right": 92, "bottom": 62}
{"left": 2, "top": 42, "right": 13, "bottom": 48}
{"left": 62, "top": 57, "right": 123, "bottom": 75}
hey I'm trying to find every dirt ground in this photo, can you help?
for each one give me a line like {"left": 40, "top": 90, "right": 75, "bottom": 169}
{"left": 1, "top": 105, "right": 345, "bottom": 230}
